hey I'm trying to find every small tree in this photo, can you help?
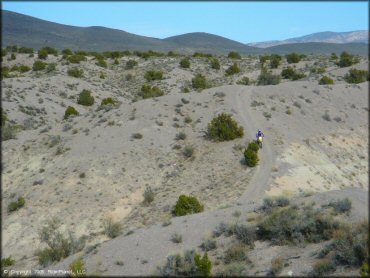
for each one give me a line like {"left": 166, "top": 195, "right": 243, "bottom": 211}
{"left": 141, "top": 85, "right": 164, "bottom": 99}
{"left": 33, "top": 60, "right": 47, "bottom": 71}
{"left": 228, "top": 51, "right": 241, "bottom": 59}
{"left": 64, "top": 106, "right": 79, "bottom": 119}
{"left": 67, "top": 68, "right": 84, "bottom": 78}
{"left": 77, "top": 90, "right": 95, "bottom": 106}
{"left": 257, "top": 69, "right": 281, "bottom": 85}
{"left": 319, "top": 76, "right": 334, "bottom": 85}
{"left": 286, "top": 52, "right": 301, "bottom": 64}
{"left": 192, "top": 74, "right": 208, "bottom": 90}
{"left": 225, "top": 63, "right": 240, "bottom": 76}
{"left": 174, "top": 195, "right": 204, "bottom": 216}
{"left": 38, "top": 49, "right": 48, "bottom": 60}
{"left": 180, "top": 58, "right": 191, "bottom": 68}
{"left": 195, "top": 252, "right": 212, "bottom": 277}
{"left": 62, "top": 49, "right": 73, "bottom": 56}
{"left": 210, "top": 58, "right": 220, "bottom": 70}
{"left": 337, "top": 51, "right": 358, "bottom": 67}
{"left": 270, "top": 54, "right": 282, "bottom": 68}
{"left": 344, "top": 68, "right": 369, "bottom": 84}
{"left": 144, "top": 70, "right": 163, "bottom": 81}
{"left": 207, "top": 113, "right": 244, "bottom": 141}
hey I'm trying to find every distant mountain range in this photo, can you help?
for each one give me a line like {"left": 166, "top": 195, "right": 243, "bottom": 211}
{"left": 247, "top": 31, "right": 368, "bottom": 48}
{"left": 2, "top": 10, "right": 369, "bottom": 55}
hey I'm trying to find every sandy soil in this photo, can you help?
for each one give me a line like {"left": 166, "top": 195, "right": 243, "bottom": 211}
{"left": 1, "top": 52, "right": 368, "bottom": 275}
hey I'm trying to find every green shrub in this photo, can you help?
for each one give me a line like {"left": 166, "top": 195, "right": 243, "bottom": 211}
{"left": 1, "top": 48, "right": 7, "bottom": 57}
{"left": 19, "top": 65, "right": 31, "bottom": 73}
{"left": 103, "top": 218, "right": 123, "bottom": 238}
{"left": 10, "top": 53, "right": 16, "bottom": 60}
{"left": 228, "top": 51, "right": 241, "bottom": 59}
{"left": 143, "top": 186, "right": 154, "bottom": 205}
{"left": 180, "top": 57, "right": 191, "bottom": 68}
{"left": 158, "top": 250, "right": 212, "bottom": 276}
{"left": 286, "top": 52, "right": 301, "bottom": 64}
{"left": 67, "top": 68, "right": 84, "bottom": 78}
{"left": 193, "top": 52, "right": 213, "bottom": 58}
{"left": 132, "top": 133, "right": 143, "bottom": 139}
{"left": 247, "top": 141, "right": 259, "bottom": 153}
{"left": 125, "top": 59, "right": 138, "bottom": 69}
{"left": 361, "top": 262, "right": 369, "bottom": 277}
{"left": 328, "top": 221, "right": 368, "bottom": 267}
{"left": 171, "top": 232, "right": 183, "bottom": 243}
{"left": 344, "top": 68, "right": 369, "bottom": 84}
{"left": 141, "top": 84, "right": 164, "bottom": 99}
{"left": 62, "top": 49, "right": 73, "bottom": 56}
{"left": 69, "top": 258, "right": 86, "bottom": 277}
{"left": 330, "top": 53, "right": 338, "bottom": 60}
{"left": 244, "top": 148, "right": 258, "bottom": 167}
{"left": 259, "top": 55, "right": 270, "bottom": 66}
{"left": 35, "top": 217, "right": 86, "bottom": 267}
{"left": 2, "top": 66, "right": 10, "bottom": 78}
{"left": 176, "top": 132, "right": 187, "bottom": 140}
{"left": 182, "top": 145, "right": 195, "bottom": 158}
{"left": 8, "top": 197, "right": 25, "bottom": 212}
{"left": 200, "top": 239, "right": 217, "bottom": 251}
{"left": 95, "top": 58, "right": 107, "bottom": 68}
{"left": 270, "top": 257, "right": 284, "bottom": 276}
{"left": 104, "top": 51, "right": 121, "bottom": 59}
{"left": 101, "top": 97, "right": 117, "bottom": 106}
{"left": 2, "top": 123, "right": 21, "bottom": 140}
{"left": 77, "top": 90, "right": 94, "bottom": 106}
{"left": 224, "top": 244, "right": 247, "bottom": 264}
{"left": 38, "top": 49, "right": 48, "bottom": 59}
{"left": 173, "top": 195, "right": 204, "bottom": 216}
{"left": 145, "top": 70, "right": 163, "bottom": 81}
{"left": 192, "top": 73, "right": 208, "bottom": 90}
{"left": 337, "top": 51, "right": 358, "bottom": 67}
{"left": 64, "top": 106, "right": 79, "bottom": 119}
{"left": 1, "top": 256, "right": 15, "bottom": 267}
{"left": 319, "top": 76, "right": 334, "bottom": 85}
{"left": 33, "top": 60, "right": 47, "bottom": 71}
{"left": 256, "top": 206, "right": 339, "bottom": 245}
{"left": 41, "top": 46, "right": 58, "bottom": 55}
{"left": 270, "top": 54, "right": 282, "bottom": 68}
{"left": 113, "top": 59, "right": 119, "bottom": 65}
{"left": 237, "top": 76, "right": 250, "bottom": 85}
{"left": 233, "top": 224, "right": 256, "bottom": 246}
{"left": 257, "top": 69, "right": 281, "bottom": 85}
{"left": 310, "top": 67, "right": 326, "bottom": 74}
{"left": 328, "top": 198, "right": 352, "bottom": 213}
{"left": 210, "top": 58, "right": 220, "bottom": 70}
{"left": 281, "top": 67, "right": 306, "bottom": 80}
{"left": 311, "top": 258, "right": 335, "bottom": 276}
{"left": 46, "top": 63, "right": 57, "bottom": 73}
{"left": 225, "top": 62, "right": 240, "bottom": 76}
{"left": 18, "top": 47, "right": 34, "bottom": 54}
{"left": 195, "top": 252, "right": 212, "bottom": 277}
{"left": 1, "top": 109, "right": 8, "bottom": 126}
{"left": 207, "top": 113, "right": 244, "bottom": 141}
{"left": 68, "top": 54, "right": 87, "bottom": 64}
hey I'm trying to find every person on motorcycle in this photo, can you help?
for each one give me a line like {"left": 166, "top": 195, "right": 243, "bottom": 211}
{"left": 256, "top": 129, "right": 264, "bottom": 140}
{"left": 256, "top": 129, "right": 264, "bottom": 147}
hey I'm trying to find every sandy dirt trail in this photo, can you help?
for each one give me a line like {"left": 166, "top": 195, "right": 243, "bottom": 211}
{"left": 231, "top": 87, "right": 275, "bottom": 204}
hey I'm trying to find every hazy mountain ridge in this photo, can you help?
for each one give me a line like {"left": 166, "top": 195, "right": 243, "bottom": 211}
{"left": 2, "top": 10, "right": 369, "bottom": 55}
{"left": 247, "top": 30, "right": 369, "bottom": 48}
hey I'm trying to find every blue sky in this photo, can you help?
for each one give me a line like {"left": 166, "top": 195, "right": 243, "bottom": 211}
{"left": 2, "top": 1, "right": 368, "bottom": 43}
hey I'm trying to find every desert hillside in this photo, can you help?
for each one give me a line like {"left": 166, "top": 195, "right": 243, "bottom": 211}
{"left": 1, "top": 48, "right": 369, "bottom": 276}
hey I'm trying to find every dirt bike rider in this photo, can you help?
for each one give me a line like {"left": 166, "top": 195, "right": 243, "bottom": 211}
{"left": 256, "top": 129, "right": 264, "bottom": 146}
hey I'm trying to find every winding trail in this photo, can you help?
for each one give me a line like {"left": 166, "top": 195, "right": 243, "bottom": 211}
{"left": 231, "top": 86, "right": 275, "bottom": 204}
